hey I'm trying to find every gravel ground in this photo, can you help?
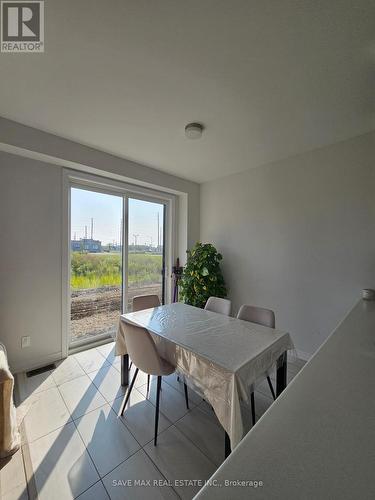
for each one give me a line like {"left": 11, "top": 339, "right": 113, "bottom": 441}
{"left": 70, "top": 284, "right": 162, "bottom": 342}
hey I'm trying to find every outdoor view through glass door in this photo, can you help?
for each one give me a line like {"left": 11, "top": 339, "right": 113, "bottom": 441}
{"left": 127, "top": 198, "right": 165, "bottom": 311}
{"left": 69, "top": 187, "right": 166, "bottom": 346}
{"left": 70, "top": 188, "right": 123, "bottom": 345}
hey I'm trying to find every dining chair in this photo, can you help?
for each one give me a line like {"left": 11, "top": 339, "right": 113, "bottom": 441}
{"left": 118, "top": 322, "right": 189, "bottom": 445}
{"left": 130, "top": 294, "right": 161, "bottom": 394}
{"left": 237, "top": 304, "right": 277, "bottom": 426}
{"left": 133, "top": 294, "right": 160, "bottom": 312}
{"left": 204, "top": 296, "right": 231, "bottom": 316}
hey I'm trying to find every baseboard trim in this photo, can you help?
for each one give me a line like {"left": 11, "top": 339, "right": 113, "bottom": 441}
{"left": 11, "top": 351, "right": 64, "bottom": 375}
{"left": 11, "top": 336, "right": 115, "bottom": 374}
{"left": 68, "top": 336, "right": 113, "bottom": 355}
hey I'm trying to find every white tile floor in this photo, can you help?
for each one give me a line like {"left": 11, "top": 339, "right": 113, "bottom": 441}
{"left": 0, "top": 342, "right": 306, "bottom": 500}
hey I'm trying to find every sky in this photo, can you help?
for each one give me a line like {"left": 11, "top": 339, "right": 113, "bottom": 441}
{"left": 71, "top": 188, "right": 164, "bottom": 246}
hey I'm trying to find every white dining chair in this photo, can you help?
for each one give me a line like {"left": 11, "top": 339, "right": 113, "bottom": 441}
{"left": 204, "top": 296, "right": 231, "bottom": 316}
{"left": 133, "top": 294, "right": 160, "bottom": 312}
{"left": 237, "top": 304, "right": 277, "bottom": 426}
{"left": 130, "top": 294, "right": 161, "bottom": 394}
{"left": 118, "top": 322, "right": 189, "bottom": 445}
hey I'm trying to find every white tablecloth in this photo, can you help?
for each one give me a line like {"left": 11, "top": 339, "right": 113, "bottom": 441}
{"left": 116, "top": 303, "right": 294, "bottom": 448}
{"left": 195, "top": 300, "right": 374, "bottom": 500}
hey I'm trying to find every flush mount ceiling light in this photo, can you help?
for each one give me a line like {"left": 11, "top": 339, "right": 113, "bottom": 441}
{"left": 185, "top": 122, "right": 204, "bottom": 139}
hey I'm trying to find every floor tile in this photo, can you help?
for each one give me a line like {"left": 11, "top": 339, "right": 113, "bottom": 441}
{"left": 289, "top": 357, "right": 307, "bottom": 370}
{"left": 102, "top": 449, "right": 178, "bottom": 500}
{"left": 114, "top": 363, "right": 153, "bottom": 389}
{"left": 28, "top": 422, "right": 99, "bottom": 500}
{"left": 196, "top": 391, "right": 272, "bottom": 436}
{"left": 52, "top": 357, "right": 85, "bottom": 386}
{"left": 255, "top": 377, "right": 277, "bottom": 398}
{"left": 75, "top": 404, "right": 140, "bottom": 477}
{"left": 17, "top": 370, "right": 56, "bottom": 400}
{"left": 87, "top": 365, "right": 126, "bottom": 402}
{"left": 197, "top": 400, "right": 221, "bottom": 425}
{"left": 96, "top": 343, "right": 116, "bottom": 364}
{"left": 129, "top": 365, "right": 153, "bottom": 389}
{"left": 163, "top": 374, "right": 203, "bottom": 406}
{"left": 21, "top": 387, "right": 71, "bottom": 443}
{"left": 197, "top": 399, "right": 254, "bottom": 446}
{"left": 74, "top": 349, "right": 110, "bottom": 374}
{"left": 287, "top": 361, "right": 303, "bottom": 376}
{"left": 2, "top": 483, "right": 28, "bottom": 500}
{"left": 144, "top": 426, "right": 216, "bottom": 500}
{"left": 59, "top": 375, "right": 107, "bottom": 420}
{"left": 199, "top": 399, "right": 255, "bottom": 442}
{"left": 76, "top": 480, "right": 109, "bottom": 500}
{"left": 175, "top": 406, "right": 225, "bottom": 466}
{"left": 266, "top": 358, "right": 307, "bottom": 377}
{"left": 254, "top": 391, "right": 274, "bottom": 419}
{"left": 0, "top": 449, "right": 27, "bottom": 497}
{"left": 138, "top": 378, "right": 193, "bottom": 423}
{"left": 111, "top": 388, "right": 171, "bottom": 446}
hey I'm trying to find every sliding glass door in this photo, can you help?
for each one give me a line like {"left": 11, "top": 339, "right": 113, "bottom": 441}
{"left": 69, "top": 184, "right": 168, "bottom": 349}
{"left": 127, "top": 198, "right": 165, "bottom": 312}
{"left": 70, "top": 188, "right": 123, "bottom": 346}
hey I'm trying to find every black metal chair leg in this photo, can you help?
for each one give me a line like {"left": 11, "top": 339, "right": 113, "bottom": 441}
{"left": 146, "top": 374, "right": 150, "bottom": 397}
{"left": 184, "top": 381, "right": 189, "bottom": 410}
{"left": 154, "top": 376, "right": 162, "bottom": 446}
{"left": 267, "top": 376, "right": 276, "bottom": 400}
{"left": 119, "top": 368, "right": 139, "bottom": 416}
{"left": 251, "top": 391, "right": 256, "bottom": 426}
{"left": 225, "top": 432, "right": 231, "bottom": 458}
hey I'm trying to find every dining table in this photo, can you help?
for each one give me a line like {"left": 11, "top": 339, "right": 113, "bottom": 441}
{"left": 116, "top": 302, "right": 294, "bottom": 455}
{"left": 195, "top": 300, "right": 375, "bottom": 499}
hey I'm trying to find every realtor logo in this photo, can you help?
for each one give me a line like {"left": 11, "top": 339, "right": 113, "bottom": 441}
{"left": 1, "top": 1, "right": 44, "bottom": 52}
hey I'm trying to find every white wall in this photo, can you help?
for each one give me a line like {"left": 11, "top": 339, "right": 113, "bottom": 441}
{"left": 200, "top": 132, "right": 375, "bottom": 357}
{"left": 0, "top": 117, "right": 200, "bottom": 255}
{"left": 0, "top": 121, "right": 200, "bottom": 372}
{"left": 0, "top": 155, "right": 63, "bottom": 371}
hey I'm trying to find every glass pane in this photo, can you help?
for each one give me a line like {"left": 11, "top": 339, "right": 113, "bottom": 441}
{"left": 70, "top": 188, "right": 123, "bottom": 344}
{"left": 127, "top": 198, "right": 164, "bottom": 311}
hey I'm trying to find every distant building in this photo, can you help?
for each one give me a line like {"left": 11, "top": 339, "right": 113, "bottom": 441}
{"left": 102, "top": 243, "right": 122, "bottom": 252}
{"left": 71, "top": 238, "right": 102, "bottom": 253}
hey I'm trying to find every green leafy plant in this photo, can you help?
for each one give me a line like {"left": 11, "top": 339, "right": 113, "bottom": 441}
{"left": 179, "top": 242, "right": 227, "bottom": 308}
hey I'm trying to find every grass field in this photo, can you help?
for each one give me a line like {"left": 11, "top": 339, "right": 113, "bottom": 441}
{"left": 71, "top": 252, "right": 162, "bottom": 289}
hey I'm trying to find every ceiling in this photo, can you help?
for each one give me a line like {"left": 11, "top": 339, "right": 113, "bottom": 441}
{"left": 0, "top": 0, "right": 374, "bottom": 183}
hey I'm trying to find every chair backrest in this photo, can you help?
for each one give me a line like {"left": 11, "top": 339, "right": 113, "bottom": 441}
{"left": 133, "top": 294, "right": 160, "bottom": 312}
{"left": 123, "top": 322, "right": 164, "bottom": 375}
{"left": 204, "top": 296, "right": 231, "bottom": 316}
{"left": 237, "top": 304, "right": 275, "bottom": 329}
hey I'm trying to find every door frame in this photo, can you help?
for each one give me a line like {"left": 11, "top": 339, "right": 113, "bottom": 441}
{"left": 62, "top": 169, "right": 176, "bottom": 357}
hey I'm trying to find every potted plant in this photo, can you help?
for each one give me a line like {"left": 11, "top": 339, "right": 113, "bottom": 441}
{"left": 179, "top": 242, "right": 227, "bottom": 308}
